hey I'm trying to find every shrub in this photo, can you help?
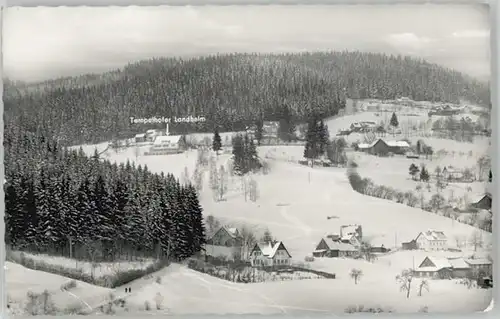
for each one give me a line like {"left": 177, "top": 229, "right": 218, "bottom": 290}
{"left": 304, "top": 256, "right": 315, "bottom": 262}
{"left": 25, "top": 290, "right": 57, "bottom": 316}
{"left": 144, "top": 301, "right": 151, "bottom": 311}
{"left": 345, "top": 305, "right": 392, "bottom": 313}
{"left": 60, "top": 279, "right": 78, "bottom": 291}
{"left": 155, "top": 276, "right": 162, "bottom": 284}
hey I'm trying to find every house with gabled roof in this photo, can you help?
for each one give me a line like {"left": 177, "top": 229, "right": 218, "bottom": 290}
{"left": 207, "top": 226, "right": 243, "bottom": 247}
{"left": 204, "top": 226, "right": 244, "bottom": 260}
{"left": 414, "top": 256, "right": 475, "bottom": 279}
{"left": 313, "top": 236, "right": 359, "bottom": 258}
{"left": 249, "top": 241, "right": 292, "bottom": 267}
{"left": 415, "top": 230, "right": 447, "bottom": 251}
{"left": 413, "top": 256, "right": 453, "bottom": 279}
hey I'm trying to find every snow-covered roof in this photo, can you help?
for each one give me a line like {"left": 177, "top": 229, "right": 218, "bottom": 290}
{"left": 465, "top": 258, "right": 492, "bottom": 266}
{"left": 146, "top": 129, "right": 157, "bottom": 134}
{"left": 417, "top": 230, "right": 447, "bottom": 241}
{"left": 226, "top": 227, "right": 240, "bottom": 238}
{"left": 358, "top": 143, "right": 371, "bottom": 149}
{"left": 448, "top": 258, "right": 470, "bottom": 269}
{"left": 135, "top": 133, "right": 146, "bottom": 138}
{"left": 416, "top": 256, "right": 451, "bottom": 271}
{"left": 385, "top": 140, "right": 410, "bottom": 148}
{"left": 153, "top": 135, "right": 182, "bottom": 145}
{"left": 340, "top": 225, "right": 360, "bottom": 237}
{"left": 322, "top": 238, "right": 358, "bottom": 252}
{"left": 256, "top": 241, "right": 289, "bottom": 258}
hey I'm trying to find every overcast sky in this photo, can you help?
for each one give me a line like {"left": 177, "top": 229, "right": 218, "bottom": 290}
{"left": 2, "top": 4, "right": 491, "bottom": 82}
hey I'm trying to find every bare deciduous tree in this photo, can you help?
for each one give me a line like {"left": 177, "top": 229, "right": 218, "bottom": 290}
{"left": 418, "top": 279, "right": 429, "bottom": 296}
{"left": 396, "top": 269, "right": 414, "bottom": 299}
{"left": 469, "top": 230, "right": 483, "bottom": 252}
{"left": 249, "top": 178, "right": 259, "bottom": 202}
{"left": 216, "top": 165, "right": 229, "bottom": 201}
{"left": 240, "top": 225, "right": 258, "bottom": 259}
{"left": 350, "top": 268, "right": 363, "bottom": 285}
{"left": 181, "top": 166, "right": 190, "bottom": 186}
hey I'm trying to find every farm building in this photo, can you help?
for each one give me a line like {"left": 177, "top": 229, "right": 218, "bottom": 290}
{"left": 369, "top": 245, "right": 389, "bottom": 253}
{"left": 414, "top": 256, "right": 470, "bottom": 279}
{"left": 204, "top": 226, "right": 243, "bottom": 261}
{"left": 471, "top": 193, "right": 492, "bottom": 211}
{"left": 465, "top": 257, "right": 493, "bottom": 274}
{"left": 134, "top": 133, "right": 146, "bottom": 143}
{"left": 146, "top": 135, "right": 186, "bottom": 155}
{"left": 402, "top": 239, "right": 418, "bottom": 250}
{"left": 415, "top": 230, "right": 448, "bottom": 251}
{"left": 249, "top": 241, "right": 292, "bottom": 267}
{"left": 312, "top": 236, "right": 359, "bottom": 258}
{"left": 356, "top": 139, "right": 410, "bottom": 156}
{"left": 442, "top": 167, "right": 464, "bottom": 181}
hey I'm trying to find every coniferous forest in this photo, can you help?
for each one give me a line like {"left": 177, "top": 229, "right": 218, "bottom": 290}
{"left": 4, "top": 123, "right": 206, "bottom": 262}
{"left": 4, "top": 51, "right": 490, "bottom": 146}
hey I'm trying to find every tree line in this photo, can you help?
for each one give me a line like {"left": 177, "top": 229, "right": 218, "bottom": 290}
{"left": 4, "top": 124, "right": 206, "bottom": 262}
{"left": 4, "top": 51, "right": 490, "bottom": 146}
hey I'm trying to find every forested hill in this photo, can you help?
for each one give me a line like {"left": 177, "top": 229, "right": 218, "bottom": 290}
{"left": 4, "top": 51, "right": 490, "bottom": 145}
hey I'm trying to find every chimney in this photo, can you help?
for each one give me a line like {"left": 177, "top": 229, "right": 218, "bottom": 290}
{"left": 166, "top": 123, "right": 170, "bottom": 136}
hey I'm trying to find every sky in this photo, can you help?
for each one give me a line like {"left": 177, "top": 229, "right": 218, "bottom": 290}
{"left": 2, "top": 4, "right": 492, "bottom": 82}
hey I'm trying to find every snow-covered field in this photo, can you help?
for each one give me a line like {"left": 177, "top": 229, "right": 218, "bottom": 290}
{"left": 10, "top": 105, "right": 493, "bottom": 315}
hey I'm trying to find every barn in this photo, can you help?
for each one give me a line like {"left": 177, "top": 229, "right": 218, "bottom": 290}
{"left": 357, "top": 139, "right": 410, "bottom": 156}
{"left": 471, "top": 193, "right": 492, "bottom": 211}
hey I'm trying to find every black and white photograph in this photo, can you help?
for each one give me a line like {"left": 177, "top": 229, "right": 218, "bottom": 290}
{"left": 2, "top": 3, "right": 494, "bottom": 316}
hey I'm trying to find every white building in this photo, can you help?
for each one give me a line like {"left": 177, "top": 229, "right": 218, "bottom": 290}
{"left": 249, "top": 241, "right": 292, "bottom": 267}
{"left": 415, "top": 230, "right": 448, "bottom": 251}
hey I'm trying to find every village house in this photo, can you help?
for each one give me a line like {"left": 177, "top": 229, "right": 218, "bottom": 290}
{"left": 134, "top": 133, "right": 146, "bottom": 143}
{"left": 441, "top": 167, "right": 464, "bottom": 181}
{"left": 356, "top": 139, "right": 410, "bottom": 156}
{"left": 147, "top": 135, "right": 186, "bottom": 155}
{"left": 415, "top": 230, "right": 448, "bottom": 251}
{"left": 249, "top": 241, "right": 292, "bottom": 267}
{"left": 312, "top": 235, "right": 359, "bottom": 258}
{"left": 204, "top": 226, "right": 243, "bottom": 260}
{"left": 471, "top": 193, "right": 492, "bottom": 211}
{"left": 413, "top": 256, "right": 470, "bottom": 279}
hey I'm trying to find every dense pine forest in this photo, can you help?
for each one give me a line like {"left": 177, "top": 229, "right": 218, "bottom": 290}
{"left": 3, "top": 51, "right": 490, "bottom": 146}
{"left": 4, "top": 123, "right": 206, "bottom": 262}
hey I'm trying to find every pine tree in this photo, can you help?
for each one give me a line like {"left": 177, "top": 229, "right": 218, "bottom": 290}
{"left": 303, "top": 115, "right": 321, "bottom": 163}
{"left": 318, "top": 120, "right": 330, "bottom": 156}
{"left": 246, "top": 137, "right": 261, "bottom": 172}
{"left": 184, "top": 185, "right": 206, "bottom": 255}
{"left": 488, "top": 169, "right": 492, "bottom": 182}
{"left": 278, "top": 105, "right": 296, "bottom": 142}
{"left": 212, "top": 128, "right": 222, "bottom": 154}
{"left": 232, "top": 134, "right": 245, "bottom": 175}
{"left": 390, "top": 112, "right": 399, "bottom": 136}
{"left": 420, "top": 165, "right": 430, "bottom": 182}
